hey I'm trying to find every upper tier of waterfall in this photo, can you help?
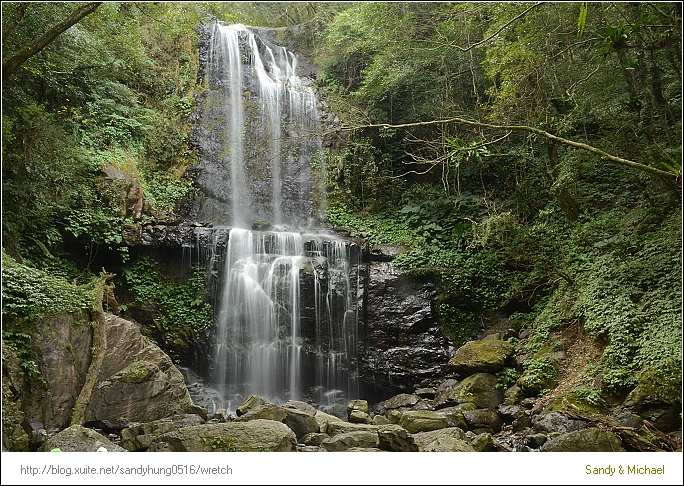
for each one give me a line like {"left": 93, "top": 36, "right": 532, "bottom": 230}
{"left": 188, "top": 22, "right": 323, "bottom": 230}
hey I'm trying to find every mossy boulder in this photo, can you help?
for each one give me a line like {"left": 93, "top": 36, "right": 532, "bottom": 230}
{"left": 621, "top": 366, "right": 682, "bottom": 433}
{"left": 1, "top": 341, "right": 31, "bottom": 451}
{"left": 38, "top": 424, "right": 127, "bottom": 452}
{"left": 540, "top": 428, "right": 625, "bottom": 452}
{"left": 448, "top": 373, "right": 504, "bottom": 409}
{"left": 85, "top": 314, "right": 204, "bottom": 428}
{"left": 449, "top": 339, "right": 515, "bottom": 375}
{"left": 412, "top": 427, "right": 474, "bottom": 452}
{"left": 469, "top": 432, "right": 494, "bottom": 452}
{"left": 320, "top": 430, "right": 379, "bottom": 451}
{"left": 399, "top": 410, "right": 449, "bottom": 434}
{"left": 120, "top": 414, "right": 206, "bottom": 451}
{"left": 146, "top": 420, "right": 297, "bottom": 451}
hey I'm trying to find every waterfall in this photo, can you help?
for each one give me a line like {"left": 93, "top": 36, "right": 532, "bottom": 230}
{"left": 197, "top": 23, "right": 359, "bottom": 416}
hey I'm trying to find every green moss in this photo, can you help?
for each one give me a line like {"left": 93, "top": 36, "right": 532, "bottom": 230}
{"left": 635, "top": 363, "right": 682, "bottom": 405}
{"left": 120, "top": 361, "right": 152, "bottom": 384}
{"left": 546, "top": 388, "right": 606, "bottom": 414}
{"left": 202, "top": 435, "right": 237, "bottom": 451}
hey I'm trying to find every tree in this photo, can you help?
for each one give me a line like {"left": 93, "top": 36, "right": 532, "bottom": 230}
{"left": 2, "top": 2, "right": 102, "bottom": 82}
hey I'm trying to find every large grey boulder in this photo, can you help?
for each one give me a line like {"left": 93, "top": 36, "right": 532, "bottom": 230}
{"left": 17, "top": 312, "right": 202, "bottom": 438}
{"left": 284, "top": 400, "right": 318, "bottom": 416}
{"left": 449, "top": 339, "right": 514, "bottom": 375}
{"left": 399, "top": 410, "right": 449, "bottom": 434}
{"left": 120, "top": 414, "right": 205, "bottom": 451}
{"left": 236, "top": 395, "right": 267, "bottom": 416}
{"left": 147, "top": 420, "right": 297, "bottom": 451}
{"left": 326, "top": 422, "right": 378, "bottom": 436}
{"left": 540, "top": 428, "right": 625, "bottom": 452}
{"left": 85, "top": 314, "right": 204, "bottom": 428}
{"left": 498, "top": 404, "right": 531, "bottom": 431}
{"left": 320, "top": 431, "right": 380, "bottom": 451}
{"left": 349, "top": 410, "right": 372, "bottom": 424}
{"left": 283, "top": 408, "right": 320, "bottom": 440}
{"left": 314, "top": 410, "right": 344, "bottom": 434}
{"left": 347, "top": 399, "right": 370, "bottom": 416}
{"left": 302, "top": 432, "right": 330, "bottom": 446}
{"left": 462, "top": 408, "right": 503, "bottom": 433}
{"left": 436, "top": 404, "right": 474, "bottom": 430}
{"left": 38, "top": 425, "right": 127, "bottom": 452}
{"left": 377, "top": 424, "right": 418, "bottom": 452}
{"left": 235, "top": 403, "right": 288, "bottom": 423}
{"left": 533, "top": 411, "right": 587, "bottom": 434}
{"left": 381, "top": 393, "right": 420, "bottom": 410}
{"left": 412, "top": 428, "right": 474, "bottom": 452}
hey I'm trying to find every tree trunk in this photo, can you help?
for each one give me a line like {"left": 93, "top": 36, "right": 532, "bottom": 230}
{"left": 69, "top": 270, "right": 114, "bottom": 426}
{"left": 547, "top": 139, "right": 581, "bottom": 223}
{"left": 2, "top": 2, "right": 102, "bottom": 82}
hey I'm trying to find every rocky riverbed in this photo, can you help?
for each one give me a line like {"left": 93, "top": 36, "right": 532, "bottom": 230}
{"left": 25, "top": 324, "right": 682, "bottom": 453}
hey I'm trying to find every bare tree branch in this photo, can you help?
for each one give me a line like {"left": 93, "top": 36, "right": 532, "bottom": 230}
{"left": 416, "top": 2, "right": 543, "bottom": 52}
{"left": 333, "top": 117, "right": 680, "bottom": 183}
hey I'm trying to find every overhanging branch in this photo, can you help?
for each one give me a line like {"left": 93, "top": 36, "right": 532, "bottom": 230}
{"left": 336, "top": 117, "right": 680, "bottom": 183}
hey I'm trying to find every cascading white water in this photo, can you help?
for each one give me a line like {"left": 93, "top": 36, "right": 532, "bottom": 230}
{"left": 214, "top": 229, "right": 305, "bottom": 410}
{"left": 203, "top": 23, "right": 359, "bottom": 415}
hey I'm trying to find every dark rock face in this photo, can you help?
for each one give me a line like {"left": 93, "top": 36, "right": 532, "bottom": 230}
{"left": 358, "top": 262, "right": 453, "bottom": 396}
{"left": 181, "top": 23, "right": 321, "bottom": 228}
{"left": 122, "top": 221, "right": 222, "bottom": 249}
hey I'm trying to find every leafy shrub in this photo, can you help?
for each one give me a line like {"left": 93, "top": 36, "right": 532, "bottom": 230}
{"left": 1, "top": 250, "right": 93, "bottom": 321}
{"left": 122, "top": 258, "right": 213, "bottom": 347}
{"left": 1, "top": 250, "right": 94, "bottom": 381}
{"left": 520, "top": 356, "right": 560, "bottom": 396}
{"left": 496, "top": 367, "right": 520, "bottom": 390}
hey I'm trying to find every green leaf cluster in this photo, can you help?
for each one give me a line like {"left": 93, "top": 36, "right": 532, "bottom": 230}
{"left": 1, "top": 249, "right": 93, "bottom": 322}
{"left": 121, "top": 257, "right": 213, "bottom": 350}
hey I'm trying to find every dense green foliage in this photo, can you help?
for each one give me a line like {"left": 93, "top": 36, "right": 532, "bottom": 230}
{"left": 316, "top": 2, "right": 682, "bottom": 401}
{"left": 2, "top": 2, "right": 207, "bottom": 266}
{"left": 121, "top": 257, "right": 213, "bottom": 359}
{"left": 1, "top": 249, "right": 94, "bottom": 379}
{"left": 2, "top": 1, "right": 216, "bottom": 368}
